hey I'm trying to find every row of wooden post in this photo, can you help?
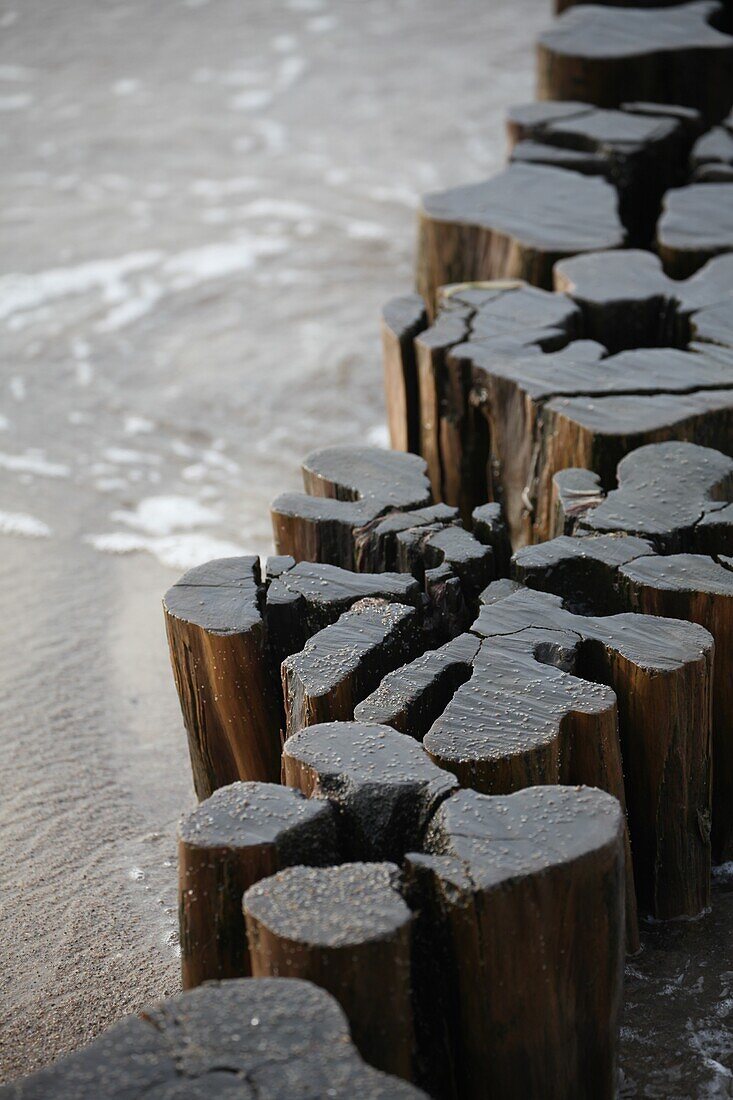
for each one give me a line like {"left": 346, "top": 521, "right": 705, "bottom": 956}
{"left": 161, "top": 5, "right": 733, "bottom": 1086}
{"left": 15, "top": 1, "right": 733, "bottom": 1097}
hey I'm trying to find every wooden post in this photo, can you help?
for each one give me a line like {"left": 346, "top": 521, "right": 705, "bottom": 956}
{"left": 282, "top": 720, "right": 457, "bottom": 861}
{"left": 657, "top": 181, "right": 733, "bottom": 277}
{"left": 506, "top": 101, "right": 701, "bottom": 248}
{"left": 405, "top": 785, "right": 626, "bottom": 1100}
{"left": 416, "top": 162, "right": 624, "bottom": 308}
{"left": 178, "top": 781, "right": 338, "bottom": 988}
{"left": 244, "top": 862, "right": 416, "bottom": 1081}
{"left": 9, "top": 978, "right": 428, "bottom": 1097}
{"left": 382, "top": 293, "right": 428, "bottom": 453}
{"left": 521, "top": 441, "right": 733, "bottom": 860}
{"left": 473, "top": 582, "right": 713, "bottom": 920}
{"left": 163, "top": 556, "right": 282, "bottom": 798}
{"left": 271, "top": 445, "right": 431, "bottom": 567}
{"left": 536, "top": 2, "right": 733, "bottom": 124}
{"left": 385, "top": 251, "right": 733, "bottom": 548}
{"left": 282, "top": 598, "right": 422, "bottom": 735}
{"left": 571, "top": 439, "right": 733, "bottom": 548}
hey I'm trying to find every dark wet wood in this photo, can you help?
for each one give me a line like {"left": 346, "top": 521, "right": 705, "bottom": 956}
{"left": 573, "top": 439, "right": 733, "bottom": 548}
{"left": 266, "top": 559, "right": 422, "bottom": 667}
{"left": 271, "top": 446, "right": 498, "bottom": 632}
{"left": 523, "top": 442, "right": 733, "bottom": 858}
{"left": 3, "top": 978, "right": 427, "bottom": 1098}
{"left": 356, "top": 633, "right": 482, "bottom": 741}
{"left": 471, "top": 502, "right": 513, "bottom": 576}
{"left": 416, "top": 162, "right": 624, "bottom": 307}
{"left": 244, "top": 862, "right": 415, "bottom": 1081}
{"left": 691, "top": 122, "right": 733, "bottom": 181}
{"left": 382, "top": 294, "right": 428, "bottom": 453}
{"left": 657, "top": 181, "right": 733, "bottom": 277}
{"left": 405, "top": 785, "right": 625, "bottom": 1100}
{"left": 537, "top": 1, "right": 733, "bottom": 124}
{"left": 177, "top": 781, "right": 338, "bottom": 988}
{"left": 354, "top": 504, "right": 496, "bottom": 601}
{"left": 550, "top": 467, "right": 605, "bottom": 536}
{"left": 554, "top": 247, "right": 733, "bottom": 350}
{"left": 472, "top": 583, "right": 713, "bottom": 919}
{"left": 538, "top": 386, "right": 733, "bottom": 544}
{"left": 281, "top": 720, "right": 457, "bottom": 861}
{"left": 413, "top": 282, "right": 582, "bottom": 534}
{"left": 287, "top": 572, "right": 713, "bottom": 919}
{"left": 390, "top": 252, "right": 733, "bottom": 548}
{"left": 163, "top": 557, "right": 282, "bottom": 798}
{"left": 282, "top": 598, "right": 422, "bottom": 736}
{"left": 512, "top": 533, "right": 656, "bottom": 615}
{"left": 620, "top": 554, "right": 733, "bottom": 860}
{"left": 271, "top": 445, "right": 432, "bottom": 568}
{"left": 507, "top": 101, "right": 701, "bottom": 246}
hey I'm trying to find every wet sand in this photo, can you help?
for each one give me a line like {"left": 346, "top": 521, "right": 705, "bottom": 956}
{"left": 0, "top": 1, "right": 731, "bottom": 1093}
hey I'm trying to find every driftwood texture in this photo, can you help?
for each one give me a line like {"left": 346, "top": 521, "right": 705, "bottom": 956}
{"left": 163, "top": 556, "right": 282, "bottom": 798}
{"left": 472, "top": 584, "right": 713, "bottom": 920}
{"left": 691, "top": 110, "right": 733, "bottom": 180}
{"left": 282, "top": 598, "right": 422, "bottom": 735}
{"left": 407, "top": 785, "right": 625, "bottom": 1100}
{"left": 657, "top": 181, "right": 733, "bottom": 276}
{"left": 507, "top": 100, "right": 702, "bottom": 248}
{"left": 165, "top": 452, "right": 507, "bottom": 800}
{"left": 287, "top": 580, "right": 712, "bottom": 921}
{"left": 382, "top": 294, "right": 428, "bottom": 452}
{"left": 554, "top": 0, "right": 733, "bottom": 21}
{"left": 1, "top": 979, "right": 427, "bottom": 1099}
{"left": 274, "top": 746, "right": 626, "bottom": 1100}
{"left": 282, "top": 720, "right": 458, "bottom": 861}
{"left": 416, "top": 98, "right": 720, "bottom": 308}
{"left": 244, "top": 862, "right": 415, "bottom": 1081}
{"left": 385, "top": 250, "right": 733, "bottom": 546}
{"left": 536, "top": 1, "right": 733, "bottom": 124}
{"left": 271, "top": 445, "right": 503, "bottom": 634}
{"left": 177, "top": 781, "right": 338, "bottom": 988}
{"left": 416, "top": 163, "right": 624, "bottom": 307}
{"left": 173, "top": 725, "right": 625, "bottom": 1097}
{"left": 540, "top": 440, "right": 733, "bottom": 858}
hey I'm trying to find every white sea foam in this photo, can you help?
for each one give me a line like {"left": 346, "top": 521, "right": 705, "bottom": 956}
{"left": 103, "top": 447, "right": 161, "bottom": 466}
{"left": 277, "top": 56, "right": 307, "bottom": 89}
{"left": 712, "top": 861, "right": 733, "bottom": 882}
{"left": 0, "top": 510, "right": 52, "bottom": 538}
{"left": 111, "top": 495, "right": 221, "bottom": 536}
{"left": 96, "top": 279, "right": 162, "bottom": 332}
{"left": 0, "top": 451, "right": 70, "bottom": 478}
{"left": 123, "top": 416, "right": 154, "bottom": 436}
{"left": 308, "top": 15, "right": 337, "bottom": 32}
{"left": 0, "top": 251, "right": 162, "bottom": 322}
{"left": 240, "top": 198, "right": 316, "bottom": 220}
{"left": 75, "top": 361, "right": 93, "bottom": 386}
{"left": 0, "top": 231, "right": 287, "bottom": 333}
{"left": 112, "top": 79, "right": 140, "bottom": 96}
{"left": 346, "top": 220, "right": 389, "bottom": 240}
{"left": 190, "top": 177, "right": 258, "bottom": 199}
{"left": 230, "top": 89, "right": 273, "bottom": 112}
{"left": 366, "top": 423, "right": 390, "bottom": 448}
{"left": 272, "top": 34, "right": 297, "bottom": 52}
{"left": 250, "top": 118, "right": 287, "bottom": 154}
{"left": 86, "top": 531, "right": 249, "bottom": 571}
{"left": 9, "top": 377, "right": 25, "bottom": 401}
{"left": 0, "top": 65, "right": 33, "bottom": 81}
{"left": 0, "top": 93, "right": 32, "bottom": 110}
{"left": 161, "top": 233, "right": 287, "bottom": 287}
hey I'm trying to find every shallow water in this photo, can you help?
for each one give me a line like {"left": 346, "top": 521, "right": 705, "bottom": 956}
{"left": 0, "top": 0, "right": 731, "bottom": 1093}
